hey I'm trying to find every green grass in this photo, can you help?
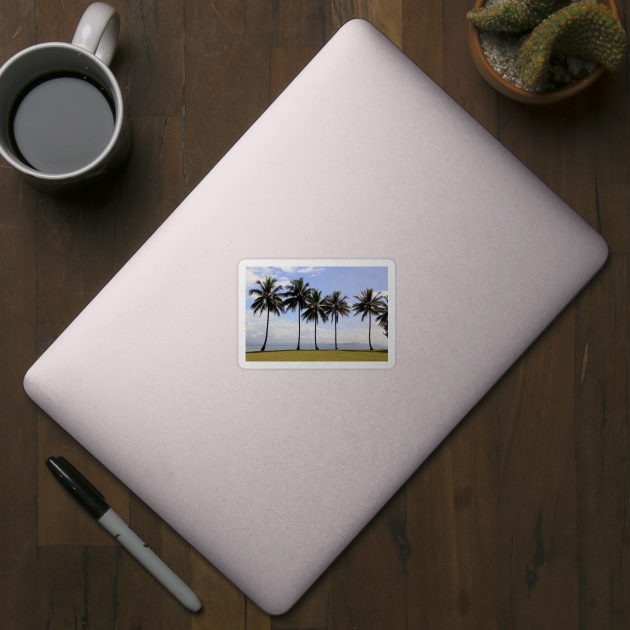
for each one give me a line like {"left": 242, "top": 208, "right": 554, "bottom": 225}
{"left": 245, "top": 349, "right": 389, "bottom": 362}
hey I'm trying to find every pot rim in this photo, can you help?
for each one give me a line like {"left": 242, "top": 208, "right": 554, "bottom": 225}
{"left": 468, "top": 0, "right": 618, "bottom": 103}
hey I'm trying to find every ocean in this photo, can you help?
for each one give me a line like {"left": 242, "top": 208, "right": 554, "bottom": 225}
{"left": 245, "top": 343, "right": 388, "bottom": 352}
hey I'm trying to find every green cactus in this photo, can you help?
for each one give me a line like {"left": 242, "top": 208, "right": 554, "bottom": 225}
{"left": 467, "top": 0, "right": 568, "bottom": 33}
{"left": 517, "top": 1, "right": 627, "bottom": 85}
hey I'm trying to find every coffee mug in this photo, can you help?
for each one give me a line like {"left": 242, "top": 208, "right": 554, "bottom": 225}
{"left": 0, "top": 2, "right": 132, "bottom": 197}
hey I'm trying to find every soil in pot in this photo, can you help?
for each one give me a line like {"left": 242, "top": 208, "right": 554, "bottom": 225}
{"left": 479, "top": 0, "right": 598, "bottom": 92}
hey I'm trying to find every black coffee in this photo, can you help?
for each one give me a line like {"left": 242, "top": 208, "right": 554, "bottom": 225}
{"left": 10, "top": 73, "right": 115, "bottom": 174}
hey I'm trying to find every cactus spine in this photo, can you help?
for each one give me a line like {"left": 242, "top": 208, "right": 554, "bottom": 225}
{"left": 467, "top": 0, "right": 568, "bottom": 33}
{"left": 516, "top": 1, "right": 627, "bottom": 85}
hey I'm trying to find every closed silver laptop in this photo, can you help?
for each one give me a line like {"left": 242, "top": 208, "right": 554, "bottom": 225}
{"left": 24, "top": 19, "right": 607, "bottom": 614}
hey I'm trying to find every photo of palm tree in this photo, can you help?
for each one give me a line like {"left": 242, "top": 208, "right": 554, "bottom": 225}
{"left": 282, "top": 277, "right": 311, "bottom": 350}
{"left": 302, "top": 289, "right": 329, "bottom": 350}
{"left": 248, "top": 276, "right": 286, "bottom": 352}
{"left": 322, "top": 290, "right": 351, "bottom": 350}
{"left": 351, "top": 288, "right": 385, "bottom": 351}
{"left": 239, "top": 260, "right": 394, "bottom": 367}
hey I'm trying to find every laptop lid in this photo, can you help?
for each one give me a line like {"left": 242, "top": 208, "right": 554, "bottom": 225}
{"left": 24, "top": 19, "right": 607, "bottom": 614}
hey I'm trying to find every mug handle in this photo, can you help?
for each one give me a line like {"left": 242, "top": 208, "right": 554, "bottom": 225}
{"left": 71, "top": 2, "right": 120, "bottom": 67}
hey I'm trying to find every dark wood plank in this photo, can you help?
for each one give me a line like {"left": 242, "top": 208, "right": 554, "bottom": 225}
{"left": 496, "top": 97, "right": 598, "bottom": 224}
{"left": 576, "top": 256, "right": 630, "bottom": 629}
{"left": 126, "top": 0, "right": 183, "bottom": 117}
{"left": 0, "top": 133, "right": 38, "bottom": 630}
{"left": 184, "top": 0, "right": 272, "bottom": 192}
{"left": 495, "top": 76, "right": 629, "bottom": 257}
{"left": 108, "top": 494, "right": 192, "bottom": 629}
{"left": 189, "top": 555, "right": 271, "bottom": 630}
{"left": 271, "top": 573, "right": 332, "bottom": 629}
{"left": 247, "top": 600, "right": 272, "bottom": 630}
{"left": 407, "top": 394, "right": 499, "bottom": 629}
{"left": 402, "top": 0, "right": 444, "bottom": 88}
{"left": 331, "top": 0, "right": 402, "bottom": 48}
{"left": 0, "top": 5, "right": 39, "bottom": 629}
{"left": 36, "top": 0, "right": 127, "bottom": 93}
{"left": 582, "top": 71, "right": 630, "bottom": 254}
{"left": 37, "top": 415, "right": 129, "bottom": 546}
{"left": 330, "top": 486, "right": 408, "bottom": 630}
{"left": 270, "top": 47, "right": 321, "bottom": 103}
{"left": 443, "top": 0, "right": 497, "bottom": 131}
{"left": 497, "top": 305, "right": 578, "bottom": 628}
{"left": 190, "top": 549, "right": 248, "bottom": 630}
{"left": 36, "top": 545, "right": 119, "bottom": 630}
{"left": 112, "top": 116, "right": 185, "bottom": 270}
{"left": 272, "top": 0, "right": 331, "bottom": 46}
{"left": 0, "top": 0, "right": 36, "bottom": 54}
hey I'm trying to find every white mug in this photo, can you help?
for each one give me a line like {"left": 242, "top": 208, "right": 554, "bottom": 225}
{"left": 0, "top": 2, "right": 132, "bottom": 197}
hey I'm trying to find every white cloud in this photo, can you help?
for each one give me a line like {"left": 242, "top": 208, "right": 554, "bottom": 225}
{"left": 271, "top": 266, "right": 326, "bottom": 276}
{"left": 246, "top": 267, "right": 292, "bottom": 292}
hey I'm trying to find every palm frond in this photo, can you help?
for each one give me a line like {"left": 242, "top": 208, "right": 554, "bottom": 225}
{"left": 352, "top": 288, "right": 384, "bottom": 317}
{"left": 282, "top": 277, "right": 312, "bottom": 311}
{"left": 248, "top": 275, "right": 286, "bottom": 318}
{"left": 302, "top": 289, "right": 330, "bottom": 324}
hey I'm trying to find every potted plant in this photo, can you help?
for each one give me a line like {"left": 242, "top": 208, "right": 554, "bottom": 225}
{"left": 468, "top": 0, "right": 627, "bottom": 103}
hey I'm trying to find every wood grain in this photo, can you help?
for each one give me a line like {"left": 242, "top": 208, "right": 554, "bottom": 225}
{"left": 190, "top": 549, "right": 248, "bottom": 630}
{"left": 497, "top": 304, "right": 579, "bottom": 629}
{"left": 576, "top": 256, "right": 630, "bottom": 629}
{"left": 36, "top": 545, "right": 119, "bottom": 630}
{"left": 271, "top": 573, "right": 332, "bottom": 629}
{"left": 0, "top": 5, "right": 38, "bottom": 629}
{"left": 332, "top": 0, "right": 403, "bottom": 48}
{"left": 0, "top": 153, "right": 38, "bottom": 630}
{"left": 113, "top": 495, "right": 192, "bottom": 629}
{"left": 126, "top": 0, "right": 184, "bottom": 117}
{"left": 184, "top": 0, "right": 271, "bottom": 191}
{"left": 37, "top": 416, "right": 129, "bottom": 546}
{"left": 35, "top": 0, "right": 127, "bottom": 96}
{"left": 443, "top": 0, "right": 498, "bottom": 131}
{"left": 1, "top": 0, "right": 629, "bottom": 627}
{"left": 407, "top": 392, "right": 499, "bottom": 629}
{"left": 271, "top": 0, "right": 332, "bottom": 46}
{"left": 403, "top": 0, "right": 444, "bottom": 87}
{"left": 331, "top": 486, "right": 408, "bottom": 630}
{"left": 270, "top": 47, "right": 321, "bottom": 103}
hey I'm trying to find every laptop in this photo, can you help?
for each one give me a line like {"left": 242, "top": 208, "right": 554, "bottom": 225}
{"left": 23, "top": 19, "right": 608, "bottom": 614}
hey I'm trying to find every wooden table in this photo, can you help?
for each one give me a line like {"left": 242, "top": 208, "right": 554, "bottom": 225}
{"left": 1, "top": 1, "right": 628, "bottom": 628}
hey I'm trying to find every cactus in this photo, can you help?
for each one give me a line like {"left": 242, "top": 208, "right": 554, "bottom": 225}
{"left": 516, "top": 1, "right": 627, "bottom": 85}
{"left": 467, "top": 0, "right": 568, "bottom": 33}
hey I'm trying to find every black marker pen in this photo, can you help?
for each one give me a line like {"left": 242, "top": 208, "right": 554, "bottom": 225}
{"left": 46, "top": 456, "right": 202, "bottom": 612}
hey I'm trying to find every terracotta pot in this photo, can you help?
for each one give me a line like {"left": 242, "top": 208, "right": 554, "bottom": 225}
{"left": 468, "top": 0, "right": 619, "bottom": 103}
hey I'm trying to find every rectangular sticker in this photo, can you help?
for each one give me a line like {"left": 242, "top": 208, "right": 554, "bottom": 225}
{"left": 238, "top": 259, "right": 394, "bottom": 369}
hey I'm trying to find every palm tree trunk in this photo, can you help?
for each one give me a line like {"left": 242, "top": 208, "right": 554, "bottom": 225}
{"left": 297, "top": 305, "right": 301, "bottom": 350}
{"left": 369, "top": 311, "right": 373, "bottom": 350}
{"left": 315, "top": 318, "right": 318, "bottom": 350}
{"left": 334, "top": 314, "right": 338, "bottom": 350}
{"left": 261, "top": 308, "right": 270, "bottom": 351}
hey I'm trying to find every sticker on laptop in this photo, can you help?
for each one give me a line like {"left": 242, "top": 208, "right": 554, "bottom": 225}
{"left": 238, "top": 259, "right": 394, "bottom": 369}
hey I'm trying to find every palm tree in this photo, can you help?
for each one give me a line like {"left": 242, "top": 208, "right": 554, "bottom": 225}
{"left": 301, "top": 289, "right": 329, "bottom": 350}
{"left": 249, "top": 276, "right": 286, "bottom": 351}
{"left": 283, "top": 277, "right": 311, "bottom": 350}
{"left": 322, "top": 291, "right": 350, "bottom": 350}
{"left": 352, "top": 288, "right": 385, "bottom": 350}
{"left": 375, "top": 295, "right": 388, "bottom": 338}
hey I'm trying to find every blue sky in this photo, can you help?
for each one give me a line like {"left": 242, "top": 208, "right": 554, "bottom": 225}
{"left": 245, "top": 265, "right": 389, "bottom": 348}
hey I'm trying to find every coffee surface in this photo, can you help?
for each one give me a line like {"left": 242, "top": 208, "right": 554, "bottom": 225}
{"left": 12, "top": 74, "right": 115, "bottom": 174}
